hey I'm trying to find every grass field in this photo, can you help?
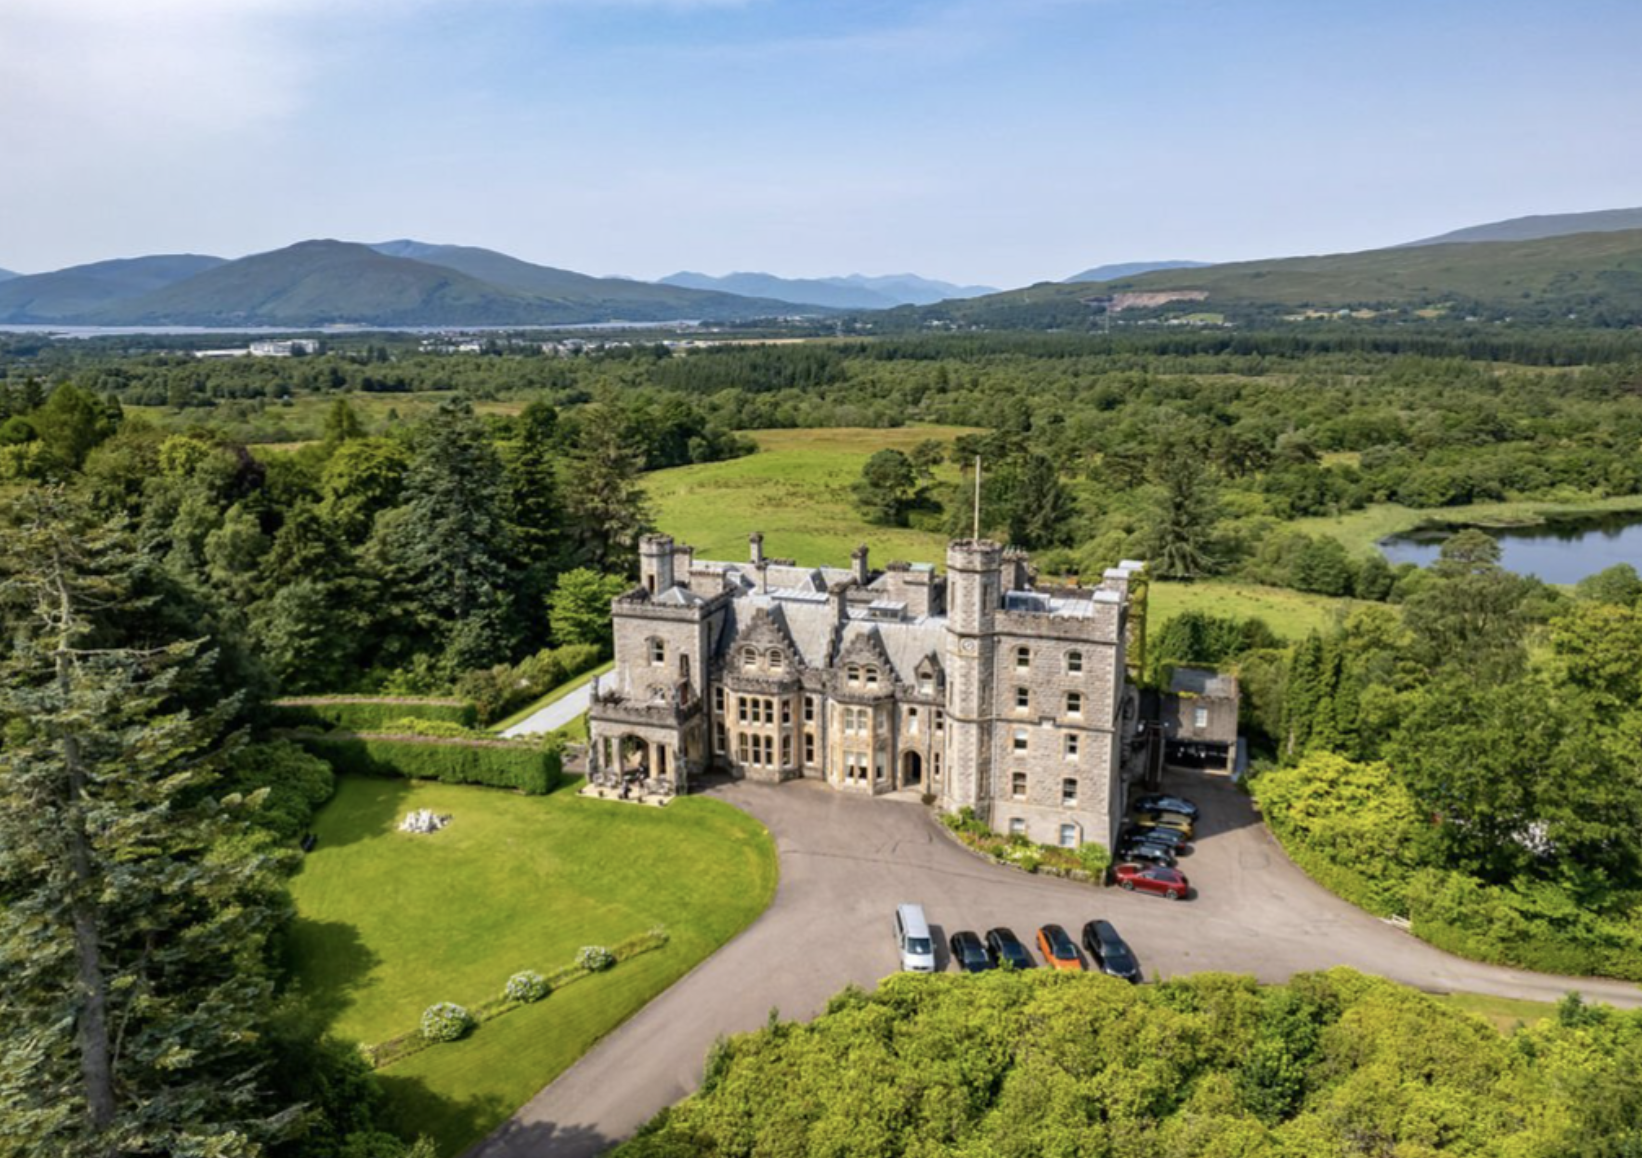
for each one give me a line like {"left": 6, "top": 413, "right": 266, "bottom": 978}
{"left": 647, "top": 425, "right": 976, "bottom": 567}
{"left": 1292, "top": 495, "right": 1642, "bottom": 558}
{"left": 1148, "top": 580, "right": 1355, "bottom": 642}
{"left": 287, "top": 776, "right": 778, "bottom": 1155}
{"left": 1434, "top": 992, "right": 1556, "bottom": 1034}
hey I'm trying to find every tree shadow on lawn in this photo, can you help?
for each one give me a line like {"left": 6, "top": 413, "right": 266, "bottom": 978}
{"left": 311, "top": 775, "right": 419, "bottom": 852}
{"left": 376, "top": 1072, "right": 615, "bottom": 1158}
{"left": 279, "top": 916, "right": 383, "bottom": 1033}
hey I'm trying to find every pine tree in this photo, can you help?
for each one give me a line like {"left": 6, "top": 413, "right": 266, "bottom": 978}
{"left": 0, "top": 488, "right": 296, "bottom": 1157}
{"left": 561, "top": 405, "right": 652, "bottom": 575}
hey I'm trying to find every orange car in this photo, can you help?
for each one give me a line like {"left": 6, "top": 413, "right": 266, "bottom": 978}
{"left": 1035, "top": 924, "right": 1084, "bottom": 971}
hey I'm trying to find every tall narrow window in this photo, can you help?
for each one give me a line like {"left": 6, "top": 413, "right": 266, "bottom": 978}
{"left": 934, "top": 709, "right": 945, "bottom": 734}
{"left": 1059, "top": 824, "right": 1078, "bottom": 849}
{"left": 769, "top": 650, "right": 784, "bottom": 671}
{"left": 737, "top": 697, "right": 749, "bottom": 724}
{"left": 713, "top": 686, "right": 725, "bottom": 712}
{"left": 804, "top": 696, "right": 816, "bottom": 723}
{"left": 1011, "top": 771, "right": 1027, "bottom": 800}
{"left": 1015, "top": 646, "right": 1031, "bottom": 671}
{"left": 781, "top": 734, "right": 792, "bottom": 766}
{"left": 1013, "top": 727, "right": 1029, "bottom": 753}
{"left": 1064, "top": 734, "right": 1080, "bottom": 760}
{"left": 742, "top": 647, "right": 758, "bottom": 670}
{"left": 1194, "top": 706, "right": 1209, "bottom": 729}
{"left": 846, "top": 664, "right": 862, "bottom": 686}
{"left": 1015, "top": 686, "right": 1030, "bottom": 712}
{"left": 1066, "top": 691, "right": 1083, "bottom": 718}
{"left": 648, "top": 639, "right": 665, "bottom": 665}
{"left": 781, "top": 700, "right": 792, "bottom": 725}
{"left": 865, "top": 666, "right": 879, "bottom": 689}
{"left": 1061, "top": 777, "right": 1078, "bottom": 806}
{"left": 804, "top": 733, "right": 815, "bottom": 764}
{"left": 1067, "top": 650, "right": 1083, "bottom": 675}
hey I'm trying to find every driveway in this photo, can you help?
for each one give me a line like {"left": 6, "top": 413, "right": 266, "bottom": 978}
{"left": 500, "top": 684, "right": 592, "bottom": 739}
{"left": 468, "top": 770, "right": 1642, "bottom": 1158}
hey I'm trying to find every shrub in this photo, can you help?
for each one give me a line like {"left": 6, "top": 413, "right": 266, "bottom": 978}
{"left": 271, "top": 697, "right": 477, "bottom": 732}
{"left": 419, "top": 1003, "right": 472, "bottom": 1043}
{"left": 456, "top": 642, "right": 607, "bottom": 724}
{"left": 295, "top": 733, "right": 561, "bottom": 795}
{"left": 381, "top": 717, "right": 485, "bottom": 739}
{"left": 225, "top": 739, "right": 336, "bottom": 840}
{"left": 1078, "top": 841, "right": 1112, "bottom": 878}
{"left": 576, "top": 945, "right": 615, "bottom": 972}
{"left": 504, "top": 970, "right": 550, "bottom": 1004}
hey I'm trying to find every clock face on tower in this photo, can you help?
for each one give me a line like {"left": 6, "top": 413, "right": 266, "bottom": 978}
{"left": 960, "top": 638, "right": 978, "bottom": 655}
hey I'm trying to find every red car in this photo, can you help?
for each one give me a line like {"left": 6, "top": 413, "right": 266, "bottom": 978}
{"left": 1114, "top": 862, "right": 1190, "bottom": 900}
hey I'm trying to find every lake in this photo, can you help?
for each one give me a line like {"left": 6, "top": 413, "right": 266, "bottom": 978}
{"left": 1378, "top": 510, "right": 1642, "bottom": 584}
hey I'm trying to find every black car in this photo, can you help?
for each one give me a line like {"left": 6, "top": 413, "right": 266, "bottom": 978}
{"left": 1118, "top": 839, "right": 1178, "bottom": 867}
{"left": 949, "top": 930, "right": 993, "bottom": 973}
{"left": 1132, "top": 793, "right": 1200, "bottom": 821}
{"left": 985, "top": 927, "right": 1034, "bottom": 970}
{"left": 1123, "top": 824, "right": 1190, "bottom": 850}
{"left": 1081, "top": 919, "right": 1141, "bottom": 983}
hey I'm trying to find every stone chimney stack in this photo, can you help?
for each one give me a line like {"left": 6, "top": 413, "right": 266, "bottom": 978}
{"left": 749, "top": 532, "right": 765, "bottom": 565}
{"left": 639, "top": 534, "right": 675, "bottom": 595}
{"left": 851, "top": 543, "right": 870, "bottom": 586}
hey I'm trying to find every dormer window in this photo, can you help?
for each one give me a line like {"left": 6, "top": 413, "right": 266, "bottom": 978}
{"left": 768, "top": 650, "right": 784, "bottom": 671}
{"left": 864, "top": 666, "right": 879, "bottom": 689}
{"left": 1015, "top": 646, "right": 1031, "bottom": 671}
{"left": 1067, "top": 650, "right": 1083, "bottom": 675}
{"left": 846, "top": 664, "right": 862, "bottom": 686}
{"left": 742, "top": 647, "right": 758, "bottom": 671}
{"left": 648, "top": 638, "right": 666, "bottom": 665}
{"left": 918, "top": 671, "right": 934, "bottom": 695}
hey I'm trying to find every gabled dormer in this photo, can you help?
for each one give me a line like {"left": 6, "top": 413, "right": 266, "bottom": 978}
{"left": 728, "top": 605, "right": 802, "bottom": 681}
{"left": 834, "top": 627, "right": 896, "bottom": 697}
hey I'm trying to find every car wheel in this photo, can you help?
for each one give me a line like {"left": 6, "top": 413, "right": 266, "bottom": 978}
{"left": 1165, "top": 888, "right": 1179, "bottom": 900}
{"left": 1120, "top": 880, "right": 1135, "bottom": 891}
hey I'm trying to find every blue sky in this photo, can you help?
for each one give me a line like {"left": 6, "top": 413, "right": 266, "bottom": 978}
{"left": 3, "top": 0, "right": 1640, "bottom": 285}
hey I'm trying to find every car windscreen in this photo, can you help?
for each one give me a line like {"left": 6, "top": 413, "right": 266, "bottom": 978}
{"left": 908, "top": 937, "right": 932, "bottom": 954}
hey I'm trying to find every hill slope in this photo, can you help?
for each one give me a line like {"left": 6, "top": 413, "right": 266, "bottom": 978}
{"left": 896, "top": 229, "right": 1642, "bottom": 328}
{"left": 371, "top": 241, "right": 801, "bottom": 319}
{"left": 1063, "top": 259, "right": 1210, "bottom": 283}
{"left": 1403, "top": 207, "right": 1642, "bottom": 247}
{"left": 0, "top": 267, "right": 17, "bottom": 282}
{"left": 0, "top": 254, "right": 227, "bottom": 322}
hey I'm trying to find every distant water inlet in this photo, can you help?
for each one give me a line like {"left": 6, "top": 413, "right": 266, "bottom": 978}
{"left": 1378, "top": 510, "right": 1642, "bottom": 584}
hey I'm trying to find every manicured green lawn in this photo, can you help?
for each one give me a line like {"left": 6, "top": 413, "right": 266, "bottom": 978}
{"left": 1292, "top": 495, "right": 1642, "bottom": 558}
{"left": 1434, "top": 991, "right": 1557, "bottom": 1034}
{"left": 287, "top": 776, "right": 778, "bottom": 1155}
{"left": 1149, "top": 579, "right": 1355, "bottom": 642}
{"left": 647, "top": 425, "right": 977, "bottom": 567}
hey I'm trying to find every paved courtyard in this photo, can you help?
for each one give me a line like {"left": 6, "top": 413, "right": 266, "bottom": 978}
{"left": 468, "top": 770, "right": 1642, "bottom": 1158}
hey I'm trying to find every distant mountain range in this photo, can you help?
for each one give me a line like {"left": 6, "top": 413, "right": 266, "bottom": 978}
{"left": 0, "top": 267, "right": 18, "bottom": 282}
{"left": 1062, "top": 260, "right": 1211, "bottom": 283}
{"left": 659, "top": 270, "right": 996, "bottom": 310}
{"left": 0, "top": 241, "right": 813, "bottom": 327}
{"left": 891, "top": 227, "right": 1642, "bottom": 328}
{"left": 1401, "top": 206, "right": 1642, "bottom": 248}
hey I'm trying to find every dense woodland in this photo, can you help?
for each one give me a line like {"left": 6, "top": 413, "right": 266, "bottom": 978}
{"left": 619, "top": 969, "right": 1642, "bottom": 1157}
{"left": 7, "top": 328, "right": 1642, "bottom": 1154}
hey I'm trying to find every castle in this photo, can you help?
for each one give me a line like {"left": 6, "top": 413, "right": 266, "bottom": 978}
{"left": 586, "top": 533, "right": 1146, "bottom": 850}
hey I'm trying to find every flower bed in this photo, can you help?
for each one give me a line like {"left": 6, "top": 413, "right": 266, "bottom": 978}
{"left": 939, "top": 807, "right": 1108, "bottom": 884}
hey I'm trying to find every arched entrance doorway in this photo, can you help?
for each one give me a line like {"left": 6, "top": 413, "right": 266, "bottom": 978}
{"left": 901, "top": 750, "right": 922, "bottom": 789}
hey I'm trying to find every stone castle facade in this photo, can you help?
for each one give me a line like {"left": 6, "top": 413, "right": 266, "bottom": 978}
{"left": 586, "top": 533, "right": 1145, "bottom": 849}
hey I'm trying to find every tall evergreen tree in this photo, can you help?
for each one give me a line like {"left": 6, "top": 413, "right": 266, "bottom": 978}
{"left": 0, "top": 488, "right": 295, "bottom": 1157}
{"left": 560, "top": 405, "right": 652, "bottom": 575}
{"left": 1145, "top": 456, "right": 1220, "bottom": 579}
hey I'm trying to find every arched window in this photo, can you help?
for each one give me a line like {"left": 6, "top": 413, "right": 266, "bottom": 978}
{"left": 1067, "top": 650, "right": 1083, "bottom": 675}
{"left": 742, "top": 647, "right": 758, "bottom": 670}
{"left": 768, "top": 649, "right": 784, "bottom": 671}
{"left": 864, "top": 666, "right": 879, "bottom": 689}
{"left": 846, "top": 664, "right": 862, "bottom": 686}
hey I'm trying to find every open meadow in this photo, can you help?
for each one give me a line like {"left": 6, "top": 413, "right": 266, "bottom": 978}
{"left": 286, "top": 776, "right": 778, "bottom": 1155}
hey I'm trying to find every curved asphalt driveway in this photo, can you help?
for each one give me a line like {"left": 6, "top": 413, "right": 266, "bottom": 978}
{"left": 468, "top": 771, "right": 1642, "bottom": 1158}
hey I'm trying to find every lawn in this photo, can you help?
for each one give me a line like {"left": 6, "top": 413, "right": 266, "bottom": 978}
{"left": 1292, "top": 495, "right": 1642, "bottom": 558}
{"left": 1433, "top": 991, "right": 1557, "bottom": 1034}
{"left": 488, "top": 659, "right": 614, "bottom": 735}
{"left": 647, "top": 425, "right": 977, "bottom": 567}
{"left": 1148, "top": 579, "right": 1355, "bottom": 642}
{"left": 286, "top": 776, "right": 778, "bottom": 1155}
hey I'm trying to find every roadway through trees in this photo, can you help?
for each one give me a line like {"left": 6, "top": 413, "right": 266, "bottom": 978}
{"left": 467, "top": 772, "right": 1642, "bottom": 1158}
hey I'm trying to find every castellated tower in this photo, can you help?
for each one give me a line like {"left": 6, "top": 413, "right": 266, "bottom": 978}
{"left": 639, "top": 533, "right": 676, "bottom": 596}
{"left": 943, "top": 539, "right": 1002, "bottom": 819}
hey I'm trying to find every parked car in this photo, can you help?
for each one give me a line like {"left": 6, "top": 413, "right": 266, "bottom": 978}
{"left": 1081, "top": 919, "right": 1141, "bottom": 982}
{"left": 1118, "top": 839, "right": 1178, "bottom": 867}
{"left": 895, "top": 903, "right": 936, "bottom": 972}
{"left": 1131, "top": 811, "right": 1195, "bottom": 839}
{"left": 1123, "top": 824, "right": 1190, "bottom": 851}
{"left": 949, "top": 930, "right": 993, "bottom": 972}
{"left": 1035, "top": 923, "right": 1084, "bottom": 971}
{"left": 985, "top": 927, "right": 1034, "bottom": 970}
{"left": 1132, "top": 793, "right": 1200, "bottom": 821}
{"left": 1113, "top": 863, "right": 1190, "bottom": 900}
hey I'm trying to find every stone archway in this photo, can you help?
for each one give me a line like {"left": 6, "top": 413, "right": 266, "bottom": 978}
{"left": 900, "top": 750, "right": 923, "bottom": 789}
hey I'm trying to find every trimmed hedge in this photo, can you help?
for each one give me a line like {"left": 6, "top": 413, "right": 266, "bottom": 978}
{"left": 294, "top": 731, "right": 561, "bottom": 796}
{"left": 271, "top": 697, "right": 478, "bottom": 733}
{"left": 457, "top": 642, "right": 606, "bottom": 726}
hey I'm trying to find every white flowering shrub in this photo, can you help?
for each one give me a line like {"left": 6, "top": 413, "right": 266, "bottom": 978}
{"left": 420, "top": 1002, "right": 473, "bottom": 1043}
{"left": 576, "top": 945, "right": 615, "bottom": 972}
{"left": 505, "top": 970, "right": 550, "bottom": 1004}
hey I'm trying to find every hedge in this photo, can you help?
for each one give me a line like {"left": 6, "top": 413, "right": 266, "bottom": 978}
{"left": 271, "top": 696, "right": 478, "bottom": 732}
{"left": 294, "top": 731, "right": 561, "bottom": 796}
{"left": 456, "top": 642, "right": 606, "bottom": 726}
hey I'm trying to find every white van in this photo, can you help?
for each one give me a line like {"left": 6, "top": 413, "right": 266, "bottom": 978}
{"left": 895, "top": 903, "right": 936, "bottom": 972}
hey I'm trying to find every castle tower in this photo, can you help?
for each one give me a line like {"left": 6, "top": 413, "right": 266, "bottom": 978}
{"left": 639, "top": 534, "right": 676, "bottom": 595}
{"left": 943, "top": 539, "right": 1002, "bottom": 817}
